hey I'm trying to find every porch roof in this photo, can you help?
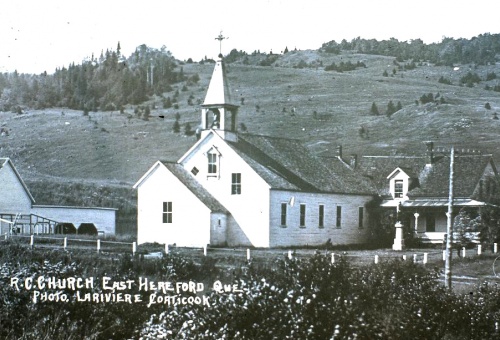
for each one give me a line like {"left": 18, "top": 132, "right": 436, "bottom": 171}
{"left": 380, "top": 198, "right": 487, "bottom": 208}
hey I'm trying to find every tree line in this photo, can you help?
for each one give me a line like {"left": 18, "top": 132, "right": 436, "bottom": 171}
{"left": 0, "top": 43, "right": 185, "bottom": 112}
{"left": 320, "top": 33, "right": 500, "bottom": 66}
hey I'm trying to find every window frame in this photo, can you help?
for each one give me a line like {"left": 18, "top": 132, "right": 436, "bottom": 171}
{"left": 162, "top": 202, "right": 173, "bottom": 224}
{"left": 231, "top": 173, "right": 242, "bottom": 195}
{"left": 394, "top": 179, "right": 404, "bottom": 198}
{"left": 280, "top": 203, "right": 287, "bottom": 226}
{"left": 300, "top": 204, "right": 306, "bottom": 227}
{"left": 318, "top": 204, "right": 325, "bottom": 228}
{"left": 336, "top": 206, "right": 342, "bottom": 228}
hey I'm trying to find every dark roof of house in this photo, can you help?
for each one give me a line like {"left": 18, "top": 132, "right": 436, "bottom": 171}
{"left": 357, "top": 154, "right": 496, "bottom": 198}
{"left": 227, "top": 134, "right": 376, "bottom": 195}
{"left": 161, "top": 162, "right": 228, "bottom": 213}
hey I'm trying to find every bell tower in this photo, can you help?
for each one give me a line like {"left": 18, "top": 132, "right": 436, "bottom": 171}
{"left": 200, "top": 33, "right": 239, "bottom": 141}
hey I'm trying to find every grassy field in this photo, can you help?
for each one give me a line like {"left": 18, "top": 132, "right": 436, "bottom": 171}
{"left": 1, "top": 50, "right": 499, "bottom": 233}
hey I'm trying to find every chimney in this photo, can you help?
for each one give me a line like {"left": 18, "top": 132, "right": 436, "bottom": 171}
{"left": 349, "top": 154, "right": 358, "bottom": 169}
{"left": 336, "top": 145, "right": 343, "bottom": 159}
{"left": 425, "top": 141, "right": 434, "bottom": 166}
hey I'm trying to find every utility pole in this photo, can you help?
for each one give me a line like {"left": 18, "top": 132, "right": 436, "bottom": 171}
{"left": 445, "top": 146, "right": 455, "bottom": 289}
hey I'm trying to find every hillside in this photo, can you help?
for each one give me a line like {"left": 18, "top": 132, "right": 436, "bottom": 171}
{"left": 1, "top": 50, "right": 500, "bottom": 233}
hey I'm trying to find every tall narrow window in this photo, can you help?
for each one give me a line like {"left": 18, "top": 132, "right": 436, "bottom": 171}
{"left": 358, "top": 207, "right": 364, "bottom": 229}
{"left": 281, "top": 203, "right": 287, "bottom": 226}
{"left": 163, "top": 202, "right": 172, "bottom": 223}
{"left": 231, "top": 173, "right": 241, "bottom": 194}
{"left": 336, "top": 206, "right": 342, "bottom": 228}
{"left": 318, "top": 204, "right": 325, "bottom": 228}
{"left": 394, "top": 180, "right": 404, "bottom": 198}
{"left": 208, "top": 153, "right": 217, "bottom": 174}
{"left": 300, "top": 204, "right": 306, "bottom": 227}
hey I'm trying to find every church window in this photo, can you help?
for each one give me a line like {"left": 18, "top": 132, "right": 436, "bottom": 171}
{"left": 300, "top": 204, "right": 306, "bottom": 227}
{"left": 336, "top": 206, "right": 342, "bottom": 228}
{"left": 358, "top": 207, "right": 364, "bottom": 229}
{"left": 394, "top": 180, "right": 404, "bottom": 198}
{"left": 318, "top": 204, "right": 324, "bottom": 228}
{"left": 191, "top": 167, "right": 199, "bottom": 176}
{"left": 163, "top": 202, "right": 172, "bottom": 223}
{"left": 281, "top": 203, "right": 287, "bottom": 226}
{"left": 231, "top": 173, "right": 241, "bottom": 194}
{"left": 208, "top": 152, "right": 217, "bottom": 174}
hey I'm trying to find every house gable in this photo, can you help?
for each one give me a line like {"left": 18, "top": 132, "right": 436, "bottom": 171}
{"left": 0, "top": 158, "right": 35, "bottom": 213}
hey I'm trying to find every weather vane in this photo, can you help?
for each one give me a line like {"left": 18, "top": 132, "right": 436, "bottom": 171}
{"left": 215, "top": 31, "right": 228, "bottom": 56}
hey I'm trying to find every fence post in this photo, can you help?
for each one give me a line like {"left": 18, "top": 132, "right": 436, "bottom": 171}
{"left": 462, "top": 247, "right": 466, "bottom": 258}
{"left": 288, "top": 250, "right": 292, "bottom": 260}
{"left": 478, "top": 244, "right": 482, "bottom": 256}
{"left": 374, "top": 255, "right": 379, "bottom": 264}
{"left": 247, "top": 249, "right": 251, "bottom": 261}
{"left": 97, "top": 239, "right": 101, "bottom": 253}
{"left": 165, "top": 243, "right": 169, "bottom": 255}
{"left": 402, "top": 254, "right": 407, "bottom": 261}
{"left": 132, "top": 242, "right": 137, "bottom": 256}
{"left": 203, "top": 245, "right": 207, "bottom": 256}
{"left": 495, "top": 243, "right": 498, "bottom": 254}
{"left": 331, "top": 253, "right": 335, "bottom": 264}
{"left": 30, "top": 235, "right": 34, "bottom": 248}
{"left": 423, "top": 253, "right": 428, "bottom": 264}
{"left": 413, "top": 254, "right": 417, "bottom": 263}
{"left": 63, "top": 237, "right": 67, "bottom": 250}
{"left": 443, "top": 250, "right": 446, "bottom": 261}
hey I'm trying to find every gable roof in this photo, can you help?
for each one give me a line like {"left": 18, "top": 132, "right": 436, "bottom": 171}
{"left": 133, "top": 160, "right": 228, "bottom": 213}
{"left": 227, "top": 134, "right": 376, "bottom": 195}
{"left": 0, "top": 158, "right": 35, "bottom": 203}
{"left": 161, "top": 162, "right": 228, "bottom": 213}
{"left": 358, "top": 153, "right": 496, "bottom": 198}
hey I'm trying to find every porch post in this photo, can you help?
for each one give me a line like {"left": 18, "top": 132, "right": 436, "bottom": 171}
{"left": 413, "top": 213, "right": 419, "bottom": 235}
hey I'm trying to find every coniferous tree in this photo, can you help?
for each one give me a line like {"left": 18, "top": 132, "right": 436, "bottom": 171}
{"left": 370, "top": 102, "right": 379, "bottom": 115}
{"left": 386, "top": 100, "right": 396, "bottom": 116}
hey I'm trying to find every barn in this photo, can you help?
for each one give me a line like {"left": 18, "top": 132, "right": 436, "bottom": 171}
{"left": 0, "top": 158, "right": 116, "bottom": 236}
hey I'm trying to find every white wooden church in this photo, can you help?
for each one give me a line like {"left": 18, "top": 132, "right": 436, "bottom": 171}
{"left": 133, "top": 55, "right": 376, "bottom": 248}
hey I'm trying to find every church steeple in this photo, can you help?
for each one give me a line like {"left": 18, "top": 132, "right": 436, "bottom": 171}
{"left": 200, "top": 33, "right": 239, "bottom": 141}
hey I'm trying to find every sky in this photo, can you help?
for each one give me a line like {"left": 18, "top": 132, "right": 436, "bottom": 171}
{"left": 2, "top": 0, "right": 499, "bottom": 74}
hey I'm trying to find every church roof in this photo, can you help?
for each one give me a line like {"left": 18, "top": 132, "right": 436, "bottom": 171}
{"left": 202, "top": 58, "right": 238, "bottom": 108}
{"left": 227, "top": 134, "right": 376, "bottom": 195}
{"left": 357, "top": 154, "right": 496, "bottom": 198}
{"left": 161, "top": 162, "right": 228, "bottom": 213}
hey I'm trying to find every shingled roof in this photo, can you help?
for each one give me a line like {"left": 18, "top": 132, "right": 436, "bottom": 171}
{"left": 227, "top": 134, "right": 376, "bottom": 195}
{"left": 357, "top": 153, "right": 496, "bottom": 198}
{"left": 161, "top": 162, "right": 228, "bottom": 213}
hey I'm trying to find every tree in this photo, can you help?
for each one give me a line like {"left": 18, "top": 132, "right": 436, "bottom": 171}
{"left": 396, "top": 101, "right": 403, "bottom": 112}
{"left": 370, "top": 102, "right": 379, "bottom": 115}
{"left": 386, "top": 100, "right": 396, "bottom": 116}
{"left": 184, "top": 122, "right": 193, "bottom": 136}
{"left": 173, "top": 119, "right": 180, "bottom": 133}
{"left": 485, "top": 102, "right": 491, "bottom": 110}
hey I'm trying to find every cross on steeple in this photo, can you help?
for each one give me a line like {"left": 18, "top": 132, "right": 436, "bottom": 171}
{"left": 215, "top": 31, "right": 228, "bottom": 57}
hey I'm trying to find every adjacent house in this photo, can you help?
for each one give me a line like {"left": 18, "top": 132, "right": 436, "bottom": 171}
{"left": 357, "top": 142, "right": 498, "bottom": 243}
{"left": 134, "top": 56, "right": 376, "bottom": 248}
{"left": 0, "top": 157, "right": 117, "bottom": 236}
